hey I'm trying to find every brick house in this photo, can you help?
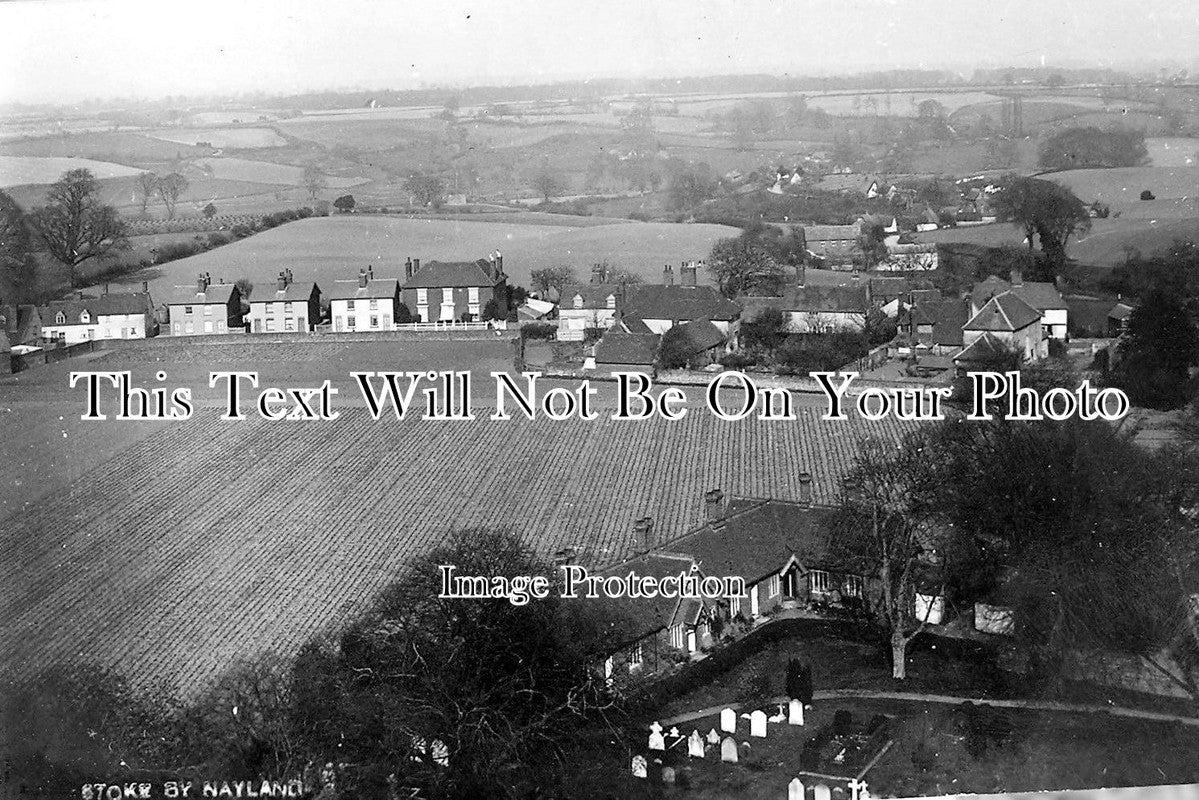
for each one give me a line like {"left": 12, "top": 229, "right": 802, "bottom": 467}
{"left": 329, "top": 269, "right": 402, "bottom": 332}
{"left": 165, "top": 273, "right": 244, "bottom": 336}
{"left": 400, "top": 253, "right": 509, "bottom": 323}
{"left": 246, "top": 270, "right": 321, "bottom": 334}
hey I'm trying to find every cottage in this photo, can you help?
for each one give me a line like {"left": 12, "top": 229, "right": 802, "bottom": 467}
{"left": 328, "top": 269, "right": 402, "bottom": 332}
{"left": 39, "top": 290, "right": 156, "bottom": 344}
{"left": 971, "top": 271, "right": 1067, "bottom": 340}
{"left": 165, "top": 274, "right": 243, "bottom": 336}
{"left": 899, "top": 297, "right": 968, "bottom": 355}
{"left": 400, "top": 252, "right": 508, "bottom": 323}
{"left": 621, "top": 264, "right": 742, "bottom": 336}
{"left": 245, "top": 270, "right": 321, "bottom": 334}
{"left": 558, "top": 283, "right": 625, "bottom": 341}
{"left": 740, "top": 280, "right": 869, "bottom": 334}
{"left": 962, "top": 292, "right": 1046, "bottom": 362}
{"left": 799, "top": 222, "right": 863, "bottom": 264}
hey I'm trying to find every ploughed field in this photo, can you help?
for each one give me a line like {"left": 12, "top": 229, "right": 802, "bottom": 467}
{"left": 0, "top": 400, "right": 911, "bottom": 696}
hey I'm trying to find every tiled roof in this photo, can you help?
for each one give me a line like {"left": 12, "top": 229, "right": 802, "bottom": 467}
{"left": 594, "top": 332, "right": 660, "bottom": 367}
{"left": 402, "top": 259, "right": 500, "bottom": 289}
{"left": 164, "top": 283, "right": 237, "bottom": 307}
{"left": 562, "top": 283, "right": 625, "bottom": 310}
{"left": 623, "top": 284, "right": 741, "bottom": 323}
{"left": 249, "top": 282, "right": 318, "bottom": 305}
{"left": 963, "top": 293, "right": 1040, "bottom": 332}
{"left": 597, "top": 552, "right": 699, "bottom": 648}
{"left": 328, "top": 278, "right": 400, "bottom": 301}
{"left": 954, "top": 332, "right": 1010, "bottom": 362}
{"left": 801, "top": 222, "right": 862, "bottom": 241}
{"left": 40, "top": 293, "right": 152, "bottom": 323}
{"left": 972, "top": 277, "right": 1065, "bottom": 312}
{"left": 617, "top": 314, "right": 654, "bottom": 334}
{"left": 674, "top": 318, "right": 726, "bottom": 354}
{"left": 747, "top": 284, "right": 870, "bottom": 316}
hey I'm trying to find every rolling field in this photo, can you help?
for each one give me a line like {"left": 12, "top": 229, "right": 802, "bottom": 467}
{"left": 111, "top": 215, "right": 739, "bottom": 299}
{"left": 0, "top": 155, "right": 145, "bottom": 187}
{"left": 0, "top": 354, "right": 913, "bottom": 693}
{"left": 1045, "top": 165, "right": 1199, "bottom": 207}
{"left": 148, "top": 127, "right": 288, "bottom": 148}
{"left": 193, "top": 156, "right": 366, "bottom": 187}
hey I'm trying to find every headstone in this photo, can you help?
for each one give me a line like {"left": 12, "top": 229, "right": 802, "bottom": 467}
{"left": 789, "top": 698, "right": 805, "bottom": 726}
{"left": 631, "top": 755, "right": 647, "bottom": 778}
{"left": 430, "top": 739, "right": 449, "bottom": 767}
{"left": 789, "top": 778, "right": 806, "bottom": 800}
{"left": 707, "top": 728, "right": 721, "bottom": 745}
{"left": 688, "top": 730, "right": 705, "bottom": 758}
{"left": 849, "top": 778, "right": 870, "bottom": 800}
{"left": 668, "top": 726, "right": 683, "bottom": 749}
{"left": 720, "top": 707, "right": 737, "bottom": 733}
{"left": 750, "top": 709, "right": 768, "bottom": 738}
{"left": 814, "top": 783, "right": 832, "bottom": 800}
{"left": 648, "top": 720, "right": 665, "bottom": 751}
{"left": 720, "top": 736, "right": 738, "bottom": 763}
{"left": 662, "top": 766, "right": 676, "bottom": 785}
{"left": 768, "top": 703, "right": 787, "bottom": 723}
{"left": 740, "top": 741, "right": 752, "bottom": 759}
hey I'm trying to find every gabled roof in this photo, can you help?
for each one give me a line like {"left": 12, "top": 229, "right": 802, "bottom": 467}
{"left": 616, "top": 314, "right": 654, "bottom": 334}
{"left": 562, "top": 283, "right": 624, "bottom": 310}
{"left": 972, "top": 276, "right": 1065, "bottom": 312}
{"left": 801, "top": 222, "right": 862, "bottom": 242}
{"left": 622, "top": 284, "right": 741, "bottom": 323}
{"left": 40, "top": 293, "right": 153, "bottom": 323}
{"left": 516, "top": 297, "right": 556, "bottom": 320}
{"left": 662, "top": 499, "right": 842, "bottom": 586}
{"left": 593, "top": 332, "right": 660, "bottom": 367}
{"left": 402, "top": 259, "right": 502, "bottom": 289}
{"left": 328, "top": 278, "right": 400, "bottom": 301}
{"left": 164, "top": 283, "right": 238, "bottom": 307}
{"left": 673, "top": 318, "right": 726, "bottom": 354}
{"left": 954, "top": 332, "right": 1010, "bottom": 363}
{"left": 963, "top": 293, "right": 1041, "bottom": 332}
{"left": 597, "top": 552, "right": 700, "bottom": 650}
{"left": 2, "top": 304, "right": 41, "bottom": 348}
{"left": 248, "top": 281, "right": 319, "bottom": 304}
{"left": 774, "top": 284, "right": 870, "bottom": 315}
{"left": 1108, "top": 302, "right": 1135, "bottom": 321}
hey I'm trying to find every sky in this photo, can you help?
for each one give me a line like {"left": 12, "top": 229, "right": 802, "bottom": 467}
{"left": 1, "top": 0, "right": 1198, "bottom": 105}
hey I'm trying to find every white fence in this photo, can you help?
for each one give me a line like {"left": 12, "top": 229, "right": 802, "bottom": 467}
{"left": 392, "top": 320, "right": 508, "bottom": 332}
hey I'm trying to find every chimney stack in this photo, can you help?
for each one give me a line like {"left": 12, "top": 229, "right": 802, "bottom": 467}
{"left": 680, "top": 261, "right": 697, "bottom": 286}
{"left": 277, "top": 271, "right": 287, "bottom": 292}
{"left": 495, "top": 250, "right": 503, "bottom": 271}
{"left": 405, "top": 258, "right": 413, "bottom": 280}
{"left": 633, "top": 516, "right": 655, "bottom": 551}
{"left": 704, "top": 488, "right": 726, "bottom": 522}
{"left": 358, "top": 269, "right": 368, "bottom": 289}
{"left": 798, "top": 472, "right": 813, "bottom": 506}
{"left": 413, "top": 258, "right": 421, "bottom": 274}
{"left": 142, "top": 281, "right": 149, "bottom": 293}
{"left": 367, "top": 265, "right": 373, "bottom": 280}
{"left": 1010, "top": 269, "right": 1023, "bottom": 287}
{"left": 197, "top": 273, "right": 208, "bottom": 293}
{"left": 663, "top": 264, "right": 675, "bottom": 286}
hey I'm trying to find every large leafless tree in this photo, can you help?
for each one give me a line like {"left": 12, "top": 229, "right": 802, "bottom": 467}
{"left": 28, "top": 169, "right": 128, "bottom": 287}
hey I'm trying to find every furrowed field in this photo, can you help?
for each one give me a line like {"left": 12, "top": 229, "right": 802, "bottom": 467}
{"left": 0, "top": 349, "right": 912, "bottom": 694}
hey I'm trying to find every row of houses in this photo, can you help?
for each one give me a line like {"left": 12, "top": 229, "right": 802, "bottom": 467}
{"left": 2, "top": 286, "right": 157, "bottom": 349}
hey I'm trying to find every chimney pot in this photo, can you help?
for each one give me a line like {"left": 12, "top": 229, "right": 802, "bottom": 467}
{"left": 704, "top": 488, "right": 726, "bottom": 521}
{"left": 633, "top": 516, "right": 655, "bottom": 550}
{"left": 413, "top": 258, "right": 421, "bottom": 272}
{"left": 798, "top": 472, "right": 813, "bottom": 505}
{"left": 78, "top": 290, "right": 84, "bottom": 300}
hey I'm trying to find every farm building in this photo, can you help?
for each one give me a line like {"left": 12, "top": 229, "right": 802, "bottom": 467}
{"left": 666, "top": 318, "right": 729, "bottom": 367}
{"left": 971, "top": 271, "right": 1067, "bottom": 340}
{"left": 245, "top": 270, "right": 321, "bottom": 334}
{"left": 38, "top": 290, "right": 156, "bottom": 344}
{"left": 400, "top": 253, "right": 509, "bottom": 323}
{"left": 164, "top": 274, "right": 244, "bottom": 336}
{"left": 328, "top": 269, "right": 402, "bottom": 332}
{"left": 962, "top": 292, "right": 1046, "bottom": 362}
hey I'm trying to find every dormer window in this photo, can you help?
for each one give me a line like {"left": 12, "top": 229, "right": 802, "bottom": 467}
{"left": 80, "top": 311, "right": 90, "bottom": 324}
{"left": 573, "top": 294, "right": 584, "bottom": 309}
{"left": 55, "top": 312, "right": 66, "bottom": 325}
{"left": 605, "top": 294, "right": 616, "bottom": 309}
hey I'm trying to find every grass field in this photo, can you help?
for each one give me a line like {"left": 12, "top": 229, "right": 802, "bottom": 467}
{"left": 0, "top": 339, "right": 911, "bottom": 694}
{"left": 1045, "top": 165, "right": 1199, "bottom": 207}
{"left": 0, "top": 155, "right": 145, "bottom": 187}
{"left": 147, "top": 127, "right": 289, "bottom": 148}
{"left": 109, "top": 215, "right": 739, "bottom": 299}
{"left": 193, "top": 156, "right": 366, "bottom": 187}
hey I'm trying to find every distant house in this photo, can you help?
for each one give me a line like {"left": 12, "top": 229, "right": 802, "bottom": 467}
{"left": 589, "top": 331, "right": 660, "bottom": 372}
{"left": 740, "top": 281, "right": 870, "bottom": 334}
{"left": 558, "top": 283, "right": 626, "bottom": 341}
{"left": 899, "top": 297, "right": 967, "bottom": 355}
{"left": 668, "top": 318, "right": 728, "bottom": 367}
{"left": 328, "top": 269, "right": 401, "bottom": 332}
{"left": 165, "top": 273, "right": 243, "bottom": 336}
{"left": 621, "top": 264, "right": 742, "bottom": 336}
{"left": 245, "top": 270, "right": 321, "bottom": 334}
{"left": 1063, "top": 295, "right": 1133, "bottom": 338}
{"left": 799, "top": 222, "right": 863, "bottom": 264}
{"left": 816, "top": 174, "right": 887, "bottom": 198}
{"left": 400, "top": 253, "right": 509, "bottom": 323}
{"left": 39, "top": 291, "right": 156, "bottom": 344}
{"left": 962, "top": 292, "right": 1046, "bottom": 362}
{"left": 1, "top": 304, "right": 42, "bottom": 348}
{"left": 1108, "top": 301, "right": 1135, "bottom": 338}
{"left": 880, "top": 242, "right": 939, "bottom": 272}
{"left": 971, "top": 271, "right": 1067, "bottom": 340}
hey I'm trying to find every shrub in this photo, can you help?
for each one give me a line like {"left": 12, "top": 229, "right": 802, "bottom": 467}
{"left": 206, "top": 232, "right": 232, "bottom": 248}
{"left": 1140, "top": 190, "right": 1155, "bottom": 201}
{"left": 231, "top": 224, "right": 253, "bottom": 238}
{"left": 521, "top": 322, "right": 557, "bottom": 341}
{"left": 719, "top": 352, "right": 755, "bottom": 370}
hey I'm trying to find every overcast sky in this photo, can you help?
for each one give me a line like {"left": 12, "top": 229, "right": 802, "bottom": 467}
{"left": 2, "top": 0, "right": 1198, "bottom": 105}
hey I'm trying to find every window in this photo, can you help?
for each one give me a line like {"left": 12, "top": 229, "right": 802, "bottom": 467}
{"left": 809, "top": 570, "right": 833, "bottom": 595}
{"left": 185, "top": 321, "right": 195, "bottom": 334}
{"left": 628, "top": 642, "right": 643, "bottom": 672}
{"left": 468, "top": 304, "right": 480, "bottom": 318}
{"left": 370, "top": 315, "right": 378, "bottom": 328}
{"left": 767, "top": 574, "right": 780, "bottom": 598}
{"left": 284, "top": 302, "right": 293, "bottom": 314}
{"left": 80, "top": 311, "right": 90, "bottom": 324}
{"left": 284, "top": 318, "right": 295, "bottom": 331}
{"left": 347, "top": 316, "right": 356, "bottom": 329}
{"left": 669, "top": 625, "right": 685, "bottom": 649}
{"left": 442, "top": 288, "right": 454, "bottom": 304}
{"left": 729, "top": 595, "right": 741, "bottom": 618}
{"left": 55, "top": 312, "right": 65, "bottom": 324}
{"left": 573, "top": 294, "right": 583, "bottom": 309}
{"left": 606, "top": 294, "right": 616, "bottom": 309}
{"left": 417, "top": 288, "right": 428, "bottom": 305}
{"left": 204, "top": 320, "right": 214, "bottom": 333}
{"left": 266, "top": 319, "right": 276, "bottom": 332}
{"left": 843, "top": 574, "right": 864, "bottom": 598}
{"left": 183, "top": 306, "right": 192, "bottom": 315}
{"left": 468, "top": 287, "right": 479, "bottom": 304}
{"left": 204, "top": 305, "right": 212, "bottom": 316}
{"left": 369, "top": 299, "right": 378, "bottom": 310}
{"left": 347, "top": 299, "right": 356, "bottom": 311}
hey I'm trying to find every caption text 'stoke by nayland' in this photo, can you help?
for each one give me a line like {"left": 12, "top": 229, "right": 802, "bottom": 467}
{"left": 67, "top": 369, "right": 1131, "bottom": 423}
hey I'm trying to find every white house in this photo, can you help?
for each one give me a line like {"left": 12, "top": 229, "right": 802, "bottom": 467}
{"left": 971, "top": 271, "right": 1067, "bottom": 340}
{"left": 328, "top": 269, "right": 401, "bottom": 333}
{"left": 38, "top": 291, "right": 156, "bottom": 344}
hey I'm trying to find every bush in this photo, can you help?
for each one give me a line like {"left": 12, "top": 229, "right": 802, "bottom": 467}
{"left": 231, "top": 224, "right": 254, "bottom": 238}
{"left": 521, "top": 322, "right": 557, "bottom": 341}
{"left": 1140, "top": 190, "right": 1156, "bottom": 201}
{"left": 206, "top": 231, "right": 232, "bottom": 248}
{"left": 719, "top": 352, "right": 755, "bottom": 370}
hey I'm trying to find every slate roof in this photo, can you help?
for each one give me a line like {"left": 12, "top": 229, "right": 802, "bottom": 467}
{"left": 593, "top": 332, "right": 660, "bottom": 367}
{"left": 954, "top": 332, "right": 1009, "bottom": 363}
{"left": 741, "top": 284, "right": 869, "bottom": 317}
{"left": 40, "top": 293, "right": 153, "bottom": 323}
{"left": 562, "top": 283, "right": 625, "bottom": 310}
{"left": 622, "top": 284, "right": 741, "bottom": 323}
{"left": 662, "top": 499, "right": 842, "bottom": 586}
{"left": 597, "top": 553, "right": 701, "bottom": 649}
{"left": 402, "top": 259, "right": 502, "bottom": 289}
{"left": 164, "top": 283, "right": 238, "bottom": 307}
{"left": 327, "top": 278, "right": 400, "bottom": 301}
{"left": 963, "top": 293, "right": 1041, "bottom": 332}
{"left": 971, "top": 276, "right": 1065, "bottom": 312}
{"left": 616, "top": 314, "right": 654, "bottom": 334}
{"left": 248, "top": 282, "right": 319, "bottom": 305}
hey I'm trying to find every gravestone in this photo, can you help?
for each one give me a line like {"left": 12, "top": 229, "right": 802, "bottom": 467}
{"left": 740, "top": 741, "right": 752, "bottom": 759}
{"left": 849, "top": 778, "right": 870, "bottom": 800}
{"left": 661, "top": 766, "right": 676, "bottom": 785}
{"left": 648, "top": 720, "right": 665, "bottom": 751}
{"left": 750, "top": 709, "right": 768, "bottom": 737}
{"left": 720, "top": 707, "right": 737, "bottom": 733}
{"left": 814, "top": 783, "right": 832, "bottom": 800}
{"left": 789, "top": 698, "right": 805, "bottom": 726}
{"left": 789, "top": 778, "right": 805, "bottom": 800}
{"left": 688, "top": 730, "right": 705, "bottom": 758}
{"left": 706, "top": 728, "right": 721, "bottom": 745}
{"left": 720, "top": 736, "right": 738, "bottom": 763}
{"left": 631, "top": 755, "right": 647, "bottom": 779}
{"left": 668, "top": 726, "right": 683, "bottom": 749}
{"left": 768, "top": 703, "right": 787, "bottom": 723}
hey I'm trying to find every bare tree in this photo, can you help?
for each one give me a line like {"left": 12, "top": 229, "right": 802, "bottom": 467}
{"left": 28, "top": 169, "right": 128, "bottom": 287}
{"left": 156, "top": 172, "right": 189, "bottom": 220}
{"left": 301, "top": 165, "right": 327, "bottom": 202}
{"left": 135, "top": 172, "right": 158, "bottom": 217}
{"left": 529, "top": 266, "right": 576, "bottom": 297}
{"left": 531, "top": 170, "right": 564, "bottom": 203}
